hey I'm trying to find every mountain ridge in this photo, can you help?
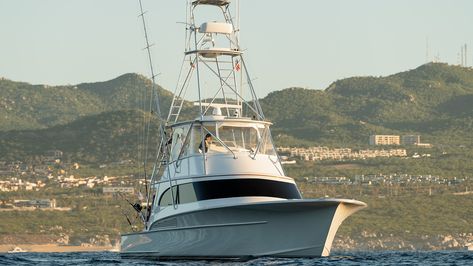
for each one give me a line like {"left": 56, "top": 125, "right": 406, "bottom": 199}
{"left": 0, "top": 73, "right": 172, "bottom": 131}
{"left": 1, "top": 63, "right": 473, "bottom": 161}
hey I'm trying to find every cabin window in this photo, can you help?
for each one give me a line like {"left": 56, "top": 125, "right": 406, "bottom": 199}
{"left": 178, "top": 123, "right": 277, "bottom": 156}
{"left": 158, "top": 186, "right": 177, "bottom": 206}
{"left": 192, "top": 179, "right": 301, "bottom": 200}
{"left": 216, "top": 126, "right": 258, "bottom": 152}
{"left": 158, "top": 183, "right": 197, "bottom": 206}
{"left": 191, "top": 125, "right": 216, "bottom": 154}
{"left": 170, "top": 125, "right": 191, "bottom": 161}
{"left": 178, "top": 183, "right": 198, "bottom": 204}
{"left": 257, "top": 126, "right": 277, "bottom": 156}
{"left": 158, "top": 179, "right": 301, "bottom": 206}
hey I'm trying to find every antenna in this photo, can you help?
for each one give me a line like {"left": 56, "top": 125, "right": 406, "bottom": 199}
{"left": 465, "top": 43, "right": 468, "bottom": 67}
{"left": 459, "top": 44, "right": 468, "bottom": 67}
{"left": 236, "top": 0, "right": 240, "bottom": 42}
{"left": 425, "top": 37, "right": 430, "bottom": 63}
{"left": 434, "top": 52, "right": 440, "bottom": 63}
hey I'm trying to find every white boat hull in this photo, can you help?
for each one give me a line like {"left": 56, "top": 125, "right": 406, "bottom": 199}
{"left": 120, "top": 199, "right": 365, "bottom": 259}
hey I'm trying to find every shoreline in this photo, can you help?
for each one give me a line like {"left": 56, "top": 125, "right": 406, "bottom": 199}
{"left": 0, "top": 244, "right": 117, "bottom": 253}
{"left": 1, "top": 243, "right": 471, "bottom": 253}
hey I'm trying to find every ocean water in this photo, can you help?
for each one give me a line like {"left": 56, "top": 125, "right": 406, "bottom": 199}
{"left": 0, "top": 251, "right": 472, "bottom": 266}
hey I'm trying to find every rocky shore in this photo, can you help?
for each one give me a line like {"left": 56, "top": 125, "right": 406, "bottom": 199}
{"left": 0, "top": 234, "right": 117, "bottom": 253}
{"left": 333, "top": 232, "right": 473, "bottom": 251}
{"left": 0, "top": 244, "right": 115, "bottom": 253}
{"left": 2, "top": 232, "right": 472, "bottom": 253}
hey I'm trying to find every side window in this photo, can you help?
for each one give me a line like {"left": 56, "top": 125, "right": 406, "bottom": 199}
{"left": 243, "top": 127, "right": 258, "bottom": 152}
{"left": 180, "top": 125, "right": 191, "bottom": 157}
{"left": 158, "top": 179, "right": 301, "bottom": 206}
{"left": 158, "top": 186, "right": 177, "bottom": 206}
{"left": 158, "top": 183, "right": 197, "bottom": 206}
{"left": 171, "top": 127, "right": 184, "bottom": 161}
{"left": 259, "top": 126, "right": 276, "bottom": 156}
{"left": 191, "top": 126, "right": 201, "bottom": 154}
{"left": 169, "top": 125, "right": 192, "bottom": 160}
{"left": 178, "top": 183, "right": 197, "bottom": 204}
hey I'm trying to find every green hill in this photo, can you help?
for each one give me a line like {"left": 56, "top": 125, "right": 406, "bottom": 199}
{"left": 0, "top": 73, "right": 172, "bottom": 131}
{"left": 262, "top": 63, "right": 473, "bottom": 146}
{"left": 1, "top": 63, "right": 473, "bottom": 162}
{"left": 328, "top": 63, "right": 473, "bottom": 123}
{"left": 0, "top": 110, "right": 160, "bottom": 163}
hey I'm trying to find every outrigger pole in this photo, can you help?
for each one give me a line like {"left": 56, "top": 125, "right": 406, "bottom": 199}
{"left": 137, "top": 0, "right": 167, "bottom": 226}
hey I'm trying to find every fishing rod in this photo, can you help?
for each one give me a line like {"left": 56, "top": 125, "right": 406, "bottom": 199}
{"left": 137, "top": 0, "right": 169, "bottom": 226}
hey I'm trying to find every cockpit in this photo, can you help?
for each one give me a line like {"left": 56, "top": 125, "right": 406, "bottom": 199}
{"left": 168, "top": 119, "right": 276, "bottom": 162}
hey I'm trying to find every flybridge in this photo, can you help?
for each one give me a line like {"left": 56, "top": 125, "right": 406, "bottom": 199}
{"left": 166, "top": 0, "right": 264, "bottom": 124}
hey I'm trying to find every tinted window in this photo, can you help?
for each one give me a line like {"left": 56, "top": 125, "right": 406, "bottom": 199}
{"left": 159, "top": 186, "right": 177, "bottom": 206}
{"left": 158, "top": 179, "right": 301, "bottom": 206}
{"left": 178, "top": 183, "right": 198, "bottom": 203}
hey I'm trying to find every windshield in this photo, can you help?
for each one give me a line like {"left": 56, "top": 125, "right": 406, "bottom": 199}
{"left": 171, "top": 122, "right": 277, "bottom": 157}
{"left": 216, "top": 125, "right": 258, "bottom": 152}
{"left": 202, "top": 122, "right": 276, "bottom": 156}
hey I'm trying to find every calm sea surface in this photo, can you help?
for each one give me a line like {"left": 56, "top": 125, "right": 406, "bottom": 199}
{"left": 0, "top": 251, "right": 472, "bottom": 266}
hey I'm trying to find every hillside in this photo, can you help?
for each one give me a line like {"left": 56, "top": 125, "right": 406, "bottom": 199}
{"left": 327, "top": 63, "right": 473, "bottom": 124}
{"left": 0, "top": 110, "right": 160, "bottom": 163}
{"left": 1, "top": 63, "right": 473, "bottom": 162}
{"left": 262, "top": 63, "right": 473, "bottom": 146}
{"left": 0, "top": 73, "right": 172, "bottom": 131}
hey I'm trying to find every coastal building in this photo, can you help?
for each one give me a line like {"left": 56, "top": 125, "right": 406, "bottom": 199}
{"left": 13, "top": 199, "right": 56, "bottom": 209}
{"left": 369, "top": 135, "right": 400, "bottom": 145}
{"left": 279, "top": 146, "right": 407, "bottom": 161}
{"left": 401, "top": 135, "right": 420, "bottom": 145}
{"left": 45, "top": 150, "right": 63, "bottom": 159}
{"left": 416, "top": 143, "right": 433, "bottom": 148}
{"left": 103, "top": 187, "right": 134, "bottom": 194}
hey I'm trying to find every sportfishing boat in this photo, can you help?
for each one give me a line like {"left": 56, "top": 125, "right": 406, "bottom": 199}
{"left": 120, "top": 0, "right": 366, "bottom": 259}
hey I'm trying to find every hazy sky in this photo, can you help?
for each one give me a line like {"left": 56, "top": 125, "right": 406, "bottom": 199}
{"left": 1, "top": 0, "right": 472, "bottom": 98}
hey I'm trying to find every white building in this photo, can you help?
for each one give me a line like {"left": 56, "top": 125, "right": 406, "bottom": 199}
{"left": 369, "top": 135, "right": 400, "bottom": 145}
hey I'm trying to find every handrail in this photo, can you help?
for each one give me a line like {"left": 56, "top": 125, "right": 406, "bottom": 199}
{"left": 268, "top": 130, "right": 285, "bottom": 176}
{"left": 250, "top": 127, "right": 269, "bottom": 159}
{"left": 250, "top": 136, "right": 263, "bottom": 160}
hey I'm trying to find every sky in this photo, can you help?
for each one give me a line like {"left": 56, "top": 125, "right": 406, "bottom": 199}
{"left": 1, "top": 0, "right": 472, "bottom": 98}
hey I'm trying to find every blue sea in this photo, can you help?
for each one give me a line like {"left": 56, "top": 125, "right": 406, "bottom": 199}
{"left": 0, "top": 251, "right": 472, "bottom": 265}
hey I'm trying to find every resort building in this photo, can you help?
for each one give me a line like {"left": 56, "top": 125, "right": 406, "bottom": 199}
{"left": 369, "top": 135, "right": 400, "bottom": 145}
{"left": 401, "top": 135, "right": 421, "bottom": 145}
